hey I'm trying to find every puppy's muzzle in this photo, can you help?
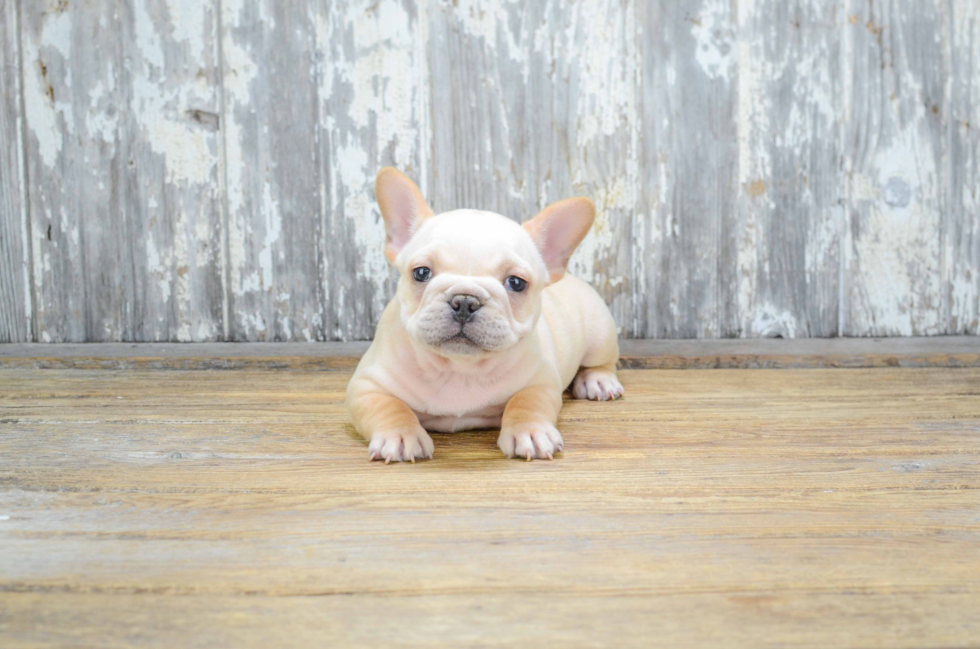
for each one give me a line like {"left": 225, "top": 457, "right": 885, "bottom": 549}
{"left": 450, "top": 294, "right": 483, "bottom": 324}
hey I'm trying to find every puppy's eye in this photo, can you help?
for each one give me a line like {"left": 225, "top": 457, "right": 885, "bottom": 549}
{"left": 505, "top": 276, "right": 528, "bottom": 292}
{"left": 412, "top": 267, "right": 432, "bottom": 282}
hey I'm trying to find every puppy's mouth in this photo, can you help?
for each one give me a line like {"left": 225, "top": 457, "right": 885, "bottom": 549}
{"left": 437, "top": 327, "right": 485, "bottom": 353}
{"left": 446, "top": 329, "right": 479, "bottom": 346}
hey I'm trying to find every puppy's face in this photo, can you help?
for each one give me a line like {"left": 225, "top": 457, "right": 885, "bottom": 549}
{"left": 375, "top": 168, "right": 594, "bottom": 360}
{"left": 395, "top": 210, "right": 546, "bottom": 357}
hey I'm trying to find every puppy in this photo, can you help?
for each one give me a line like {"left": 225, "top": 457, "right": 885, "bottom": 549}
{"left": 346, "top": 167, "right": 624, "bottom": 462}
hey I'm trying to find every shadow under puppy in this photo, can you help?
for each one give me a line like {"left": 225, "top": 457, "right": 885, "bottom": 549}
{"left": 346, "top": 168, "right": 624, "bottom": 462}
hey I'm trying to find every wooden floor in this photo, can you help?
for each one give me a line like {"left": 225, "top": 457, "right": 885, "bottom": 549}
{"left": 1, "top": 360, "right": 979, "bottom": 647}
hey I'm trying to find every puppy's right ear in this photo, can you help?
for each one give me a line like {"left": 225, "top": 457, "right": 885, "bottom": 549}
{"left": 376, "top": 167, "right": 434, "bottom": 263}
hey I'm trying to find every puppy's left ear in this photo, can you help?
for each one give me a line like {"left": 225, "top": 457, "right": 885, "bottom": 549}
{"left": 523, "top": 197, "right": 596, "bottom": 283}
{"left": 376, "top": 167, "right": 434, "bottom": 263}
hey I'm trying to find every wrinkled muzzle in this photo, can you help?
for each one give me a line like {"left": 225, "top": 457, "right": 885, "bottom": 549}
{"left": 407, "top": 292, "right": 519, "bottom": 356}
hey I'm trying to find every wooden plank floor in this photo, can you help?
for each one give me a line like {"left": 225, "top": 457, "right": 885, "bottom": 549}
{"left": 1, "top": 365, "right": 979, "bottom": 647}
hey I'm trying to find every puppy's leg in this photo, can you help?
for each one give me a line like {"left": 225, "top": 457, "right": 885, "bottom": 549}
{"left": 571, "top": 361, "right": 624, "bottom": 401}
{"left": 571, "top": 311, "right": 624, "bottom": 401}
{"left": 348, "top": 391, "right": 434, "bottom": 463}
{"left": 498, "top": 385, "right": 564, "bottom": 461}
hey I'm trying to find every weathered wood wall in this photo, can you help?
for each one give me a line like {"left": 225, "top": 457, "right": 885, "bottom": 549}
{"left": 0, "top": 0, "right": 977, "bottom": 342}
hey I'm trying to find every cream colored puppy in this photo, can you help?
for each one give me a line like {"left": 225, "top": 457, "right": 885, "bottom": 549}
{"left": 346, "top": 168, "right": 623, "bottom": 462}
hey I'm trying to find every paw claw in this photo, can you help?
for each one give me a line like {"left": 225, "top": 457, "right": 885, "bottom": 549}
{"left": 369, "top": 427, "right": 434, "bottom": 464}
{"left": 572, "top": 368, "right": 624, "bottom": 402}
{"left": 498, "top": 423, "right": 565, "bottom": 461}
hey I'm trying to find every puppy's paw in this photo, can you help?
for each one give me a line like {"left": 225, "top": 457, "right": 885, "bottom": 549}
{"left": 571, "top": 368, "right": 625, "bottom": 401}
{"left": 368, "top": 427, "right": 434, "bottom": 464}
{"left": 497, "top": 422, "right": 564, "bottom": 461}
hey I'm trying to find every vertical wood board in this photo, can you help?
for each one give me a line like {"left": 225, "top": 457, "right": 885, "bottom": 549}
{"left": 945, "top": 0, "right": 979, "bottom": 334}
{"left": 0, "top": 0, "right": 32, "bottom": 342}
{"left": 840, "top": 0, "right": 948, "bottom": 336}
{"left": 638, "top": 0, "right": 738, "bottom": 338}
{"left": 221, "top": 0, "right": 322, "bottom": 341}
{"left": 732, "top": 0, "right": 843, "bottom": 337}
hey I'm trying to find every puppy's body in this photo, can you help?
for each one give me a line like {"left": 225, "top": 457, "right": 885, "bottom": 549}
{"left": 347, "top": 172, "right": 623, "bottom": 462}
{"left": 351, "top": 272, "right": 618, "bottom": 433}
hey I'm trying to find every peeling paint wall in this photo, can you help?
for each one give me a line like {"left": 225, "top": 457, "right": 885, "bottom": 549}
{"left": 0, "top": 0, "right": 977, "bottom": 342}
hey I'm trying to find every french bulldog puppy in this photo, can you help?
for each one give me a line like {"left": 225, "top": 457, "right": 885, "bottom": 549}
{"left": 346, "top": 167, "right": 624, "bottom": 462}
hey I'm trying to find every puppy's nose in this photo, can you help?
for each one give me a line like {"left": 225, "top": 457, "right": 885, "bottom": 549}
{"left": 450, "top": 294, "right": 483, "bottom": 323}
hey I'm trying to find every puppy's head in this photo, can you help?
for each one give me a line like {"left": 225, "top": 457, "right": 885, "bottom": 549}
{"left": 376, "top": 167, "right": 594, "bottom": 359}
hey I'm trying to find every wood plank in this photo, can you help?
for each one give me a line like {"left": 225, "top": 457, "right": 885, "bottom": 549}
{"left": 637, "top": 0, "right": 737, "bottom": 338}
{"left": 1, "top": 592, "right": 977, "bottom": 649}
{"left": 0, "top": 367, "right": 978, "bottom": 647}
{"left": 220, "top": 0, "right": 322, "bottom": 341}
{"left": 733, "top": 0, "right": 843, "bottom": 337}
{"left": 945, "top": 0, "right": 980, "bottom": 334}
{"left": 426, "top": 0, "right": 638, "bottom": 333}
{"left": 0, "top": 341, "right": 368, "bottom": 371}
{"left": 840, "top": 0, "right": 948, "bottom": 336}
{"left": 318, "top": 0, "right": 426, "bottom": 341}
{"left": 1, "top": 337, "right": 978, "bottom": 370}
{"left": 0, "top": 0, "right": 32, "bottom": 342}
{"left": 21, "top": 1, "right": 225, "bottom": 343}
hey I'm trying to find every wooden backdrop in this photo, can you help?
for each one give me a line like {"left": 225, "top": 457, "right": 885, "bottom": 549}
{"left": 0, "top": 0, "right": 977, "bottom": 343}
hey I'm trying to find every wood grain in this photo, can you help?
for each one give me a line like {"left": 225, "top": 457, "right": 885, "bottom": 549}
{"left": 841, "top": 0, "right": 948, "bottom": 336}
{"left": 221, "top": 0, "right": 323, "bottom": 342}
{"left": 0, "top": 0, "right": 32, "bottom": 342}
{"left": 946, "top": 0, "right": 980, "bottom": 335}
{"left": 733, "top": 0, "right": 843, "bottom": 337}
{"left": 2, "top": 592, "right": 978, "bottom": 648}
{"left": 1, "top": 366, "right": 979, "bottom": 647}
{"left": 637, "top": 0, "right": 736, "bottom": 338}
{"left": 21, "top": 0, "right": 225, "bottom": 343}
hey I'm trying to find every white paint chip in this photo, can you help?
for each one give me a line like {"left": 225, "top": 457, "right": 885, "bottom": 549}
{"left": 693, "top": 0, "right": 735, "bottom": 81}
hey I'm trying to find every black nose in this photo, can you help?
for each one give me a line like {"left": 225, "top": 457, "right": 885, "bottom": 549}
{"left": 450, "top": 295, "right": 483, "bottom": 323}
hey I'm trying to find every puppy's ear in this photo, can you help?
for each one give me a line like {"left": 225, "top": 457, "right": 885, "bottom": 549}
{"left": 376, "top": 167, "right": 434, "bottom": 263}
{"left": 523, "top": 197, "right": 596, "bottom": 283}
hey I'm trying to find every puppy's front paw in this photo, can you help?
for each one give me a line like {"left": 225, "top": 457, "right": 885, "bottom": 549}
{"left": 572, "top": 368, "right": 625, "bottom": 401}
{"left": 368, "top": 427, "right": 434, "bottom": 464}
{"left": 497, "top": 423, "right": 564, "bottom": 461}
